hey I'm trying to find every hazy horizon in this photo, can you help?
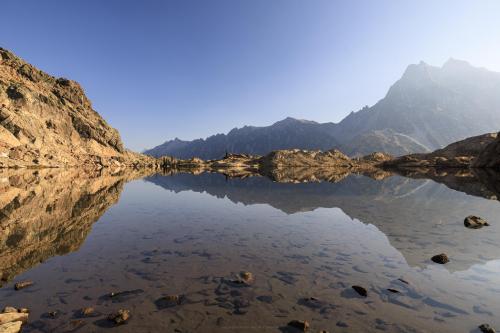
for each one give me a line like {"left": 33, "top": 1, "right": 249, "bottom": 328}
{"left": 1, "top": 0, "right": 500, "bottom": 151}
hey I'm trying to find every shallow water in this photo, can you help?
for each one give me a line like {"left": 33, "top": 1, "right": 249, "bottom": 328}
{"left": 1, "top": 170, "right": 499, "bottom": 332}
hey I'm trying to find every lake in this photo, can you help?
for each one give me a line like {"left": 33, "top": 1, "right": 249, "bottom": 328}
{"left": 0, "top": 169, "right": 499, "bottom": 332}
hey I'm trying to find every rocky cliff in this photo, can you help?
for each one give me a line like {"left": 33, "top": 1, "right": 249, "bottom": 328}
{"left": 384, "top": 133, "right": 497, "bottom": 168}
{"left": 0, "top": 47, "right": 158, "bottom": 168}
{"left": 472, "top": 132, "right": 500, "bottom": 169}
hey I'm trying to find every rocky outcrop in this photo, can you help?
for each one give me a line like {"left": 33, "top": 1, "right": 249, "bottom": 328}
{"left": 472, "top": 132, "right": 500, "bottom": 169}
{"left": 0, "top": 47, "right": 159, "bottom": 169}
{"left": 383, "top": 133, "right": 497, "bottom": 168}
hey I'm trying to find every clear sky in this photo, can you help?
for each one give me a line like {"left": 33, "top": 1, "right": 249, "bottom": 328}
{"left": 1, "top": 0, "right": 499, "bottom": 151}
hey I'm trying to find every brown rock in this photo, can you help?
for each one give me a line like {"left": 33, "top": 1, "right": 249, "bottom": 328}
{"left": 13, "top": 281, "right": 33, "bottom": 290}
{"left": 479, "top": 324, "right": 496, "bottom": 333}
{"left": 107, "top": 309, "right": 130, "bottom": 325}
{"left": 352, "top": 285, "right": 368, "bottom": 297}
{"left": 464, "top": 215, "right": 489, "bottom": 229}
{"left": 287, "top": 320, "right": 310, "bottom": 331}
{"left": 0, "top": 321, "right": 23, "bottom": 333}
{"left": 431, "top": 253, "right": 449, "bottom": 264}
{"left": 0, "top": 313, "right": 28, "bottom": 325}
{"left": 79, "top": 307, "right": 95, "bottom": 317}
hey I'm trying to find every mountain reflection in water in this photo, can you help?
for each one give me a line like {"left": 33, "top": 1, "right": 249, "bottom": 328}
{"left": 0, "top": 168, "right": 499, "bottom": 332}
{"left": 146, "top": 171, "right": 500, "bottom": 272}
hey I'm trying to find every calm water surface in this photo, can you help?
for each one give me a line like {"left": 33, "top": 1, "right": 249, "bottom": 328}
{"left": 0, "top": 170, "right": 499, "bottom": 332}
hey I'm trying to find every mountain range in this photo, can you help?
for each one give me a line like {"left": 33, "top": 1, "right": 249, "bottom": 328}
{"left": 145, "top": 59, "right": 500, "bottom": 159}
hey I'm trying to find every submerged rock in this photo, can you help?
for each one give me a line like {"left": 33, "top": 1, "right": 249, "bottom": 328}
{"left": 352, "top": 285, "right": 368, "bottom": 297}
{"left": 0, "top": 312, "right": 28, "bottom": 325}
{"left": 464, "top": 215, "right": 490, "bottom": 229}
{"left": 431, "top": 253, "right": 449, "bottom": 264}
{"left": 78, "top": 307, "right": 95, "bottom": 317}
{"left": 155, "top": 294, "right": 185, "bottom": 309}
{"left": 479, "top": 324, "right": 496, "bottom": 333}
{"left": 13, "top": 281, "right": 33, "bottom": 290}
{"left": 287, "top": 320, "right": 310, "bottom": 331}
{"left": 107, "top": 309, "right": 130, "bottom": 325}
{"left": 0, "top": 321, "right": 22, "bottom": 333}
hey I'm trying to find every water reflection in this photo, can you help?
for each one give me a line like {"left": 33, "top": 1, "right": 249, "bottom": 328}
{"left": 146, "top": 172, "right": 500, "bottom": 272}
{"left": 0, "top": 168, "right": 499, "bottom": 332}
{"left": 0, "top": 168, "right": 148, "bottom": 284}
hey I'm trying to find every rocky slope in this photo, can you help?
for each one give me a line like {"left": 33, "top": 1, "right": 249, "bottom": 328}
{"left": 0, "top": 47, "right": 158, "bottom": 168}
{"left": 146, "top": 59, "right": 500, "bottom": 159}
{"left": 384, "top": 133, "right": 497, "bottom": 168}
{"left": 472, "top": 133, "right": 500, "bottom": 169}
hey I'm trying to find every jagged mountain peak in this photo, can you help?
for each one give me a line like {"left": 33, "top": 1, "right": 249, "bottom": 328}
{"left": 273, "top": 117, "right": 318, "bottom": 126}
{"left": 146, "top": 58, "right": 500, "bottom": 159}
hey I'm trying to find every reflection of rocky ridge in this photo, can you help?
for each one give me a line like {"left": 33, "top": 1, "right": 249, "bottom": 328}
{"left": 146, "top": 172, "right": 500, "bottom": 272}
{"left": 0, "top": 168, "right": 149, "bottom": 284}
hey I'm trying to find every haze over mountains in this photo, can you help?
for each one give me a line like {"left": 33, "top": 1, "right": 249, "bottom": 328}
{"left": 146, "top": 59, "right": 500, "bottom": 159}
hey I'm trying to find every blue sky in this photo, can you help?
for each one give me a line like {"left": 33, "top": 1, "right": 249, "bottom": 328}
{"left": 1, "top": 0, "right": 499, "bottom": 151}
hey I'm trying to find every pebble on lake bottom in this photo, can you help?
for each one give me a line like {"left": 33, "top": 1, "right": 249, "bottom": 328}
{"left": 464, "top": 215, "right": 490, "bottom": 229}
{"left": 352, "top": 285, "right": 368, "bottom": 297}
{"left": 287, "top": 320, "right": 309, "bottom": 331}
{"left": 431, "top": 253, "right": 449, "bottom": 264}
{"left": 13, "top": 281, "right": 33, "bottom": 291}
{"left": 107, "top": 309, "right": 130, "bottom": 325}
{"left": 479, "top": 324, "right": 496, "bottom": 333}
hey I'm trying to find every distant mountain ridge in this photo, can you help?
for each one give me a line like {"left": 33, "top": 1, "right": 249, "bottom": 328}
{"left": 146, "top": 59, "right": 500, "bottom": 159}
{"left": 146, "top": 117, "right": 339, "bottom": 159}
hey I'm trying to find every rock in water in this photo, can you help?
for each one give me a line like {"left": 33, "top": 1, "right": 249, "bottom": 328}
{"left": 0, "top": 321, "right": 23, "bottom": 333}
{"left": 352, "top": 285, "right": 368, "bottom": 297}
{"left": 464, "top": 215, "right": 490, "bottom": 229}
{"left": 0, "top": 313, "right": 28, "bottom": 325}
{"left": 431, "top": 253, "right": 449, "bottom": 264}
{"left": 107, "top": 309, "right": 130, "bottom": 325}
{"left": 79, "top": 307, "right": 95, "bottom": 317}
{"left": 479, "top": 324, "right": 496, "bottom": 333}
{"left": 13, "top": 281, "right": 33, "bottom": 290}
{"left": 287, "top": 320, "right": 310, "bottom": 331}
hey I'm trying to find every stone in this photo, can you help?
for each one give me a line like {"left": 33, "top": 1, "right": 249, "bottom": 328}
{"left": 464, "top": 215, "right": 489, "bottom": 229}
{"left": 239, "top": 271, "right": 254, "bottom": 283}
{"left": 479, "top": 324, "right": 496, "bottom": 333}
{"left": 13, "top": 281, "right": 33, "bottom": 290}
{"left": 107, "top": 309, "right": 130, "bottom": 325}
{"left": 352, "top": 285, "right": 368, "bottom": 297}
{"left": 387, "top": 289, "right": 400, "bottom": 294}
{"left": 0, "top": 321, "right": 22, "bottom": 333}
{"left": 287, "top": 320, "right": 309, "bottom": 331}
{"left": 79, "top": 307, "right": 95, "bottom": 317}
{"left": 47, "top": 311, "right": 58, "bottom": 318}
{"left": 431, "top": 253, "right": 449, "bottom": 264}
{"left": 0, "top": 313, "right": 28, "bottom": 325}
{"left": 155, "top": 294, "right": 185, "bottom": 309}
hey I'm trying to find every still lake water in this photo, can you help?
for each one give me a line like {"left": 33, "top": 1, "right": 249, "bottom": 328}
{"left": 0, "top": 170, "right": 499, "bottom": 332}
